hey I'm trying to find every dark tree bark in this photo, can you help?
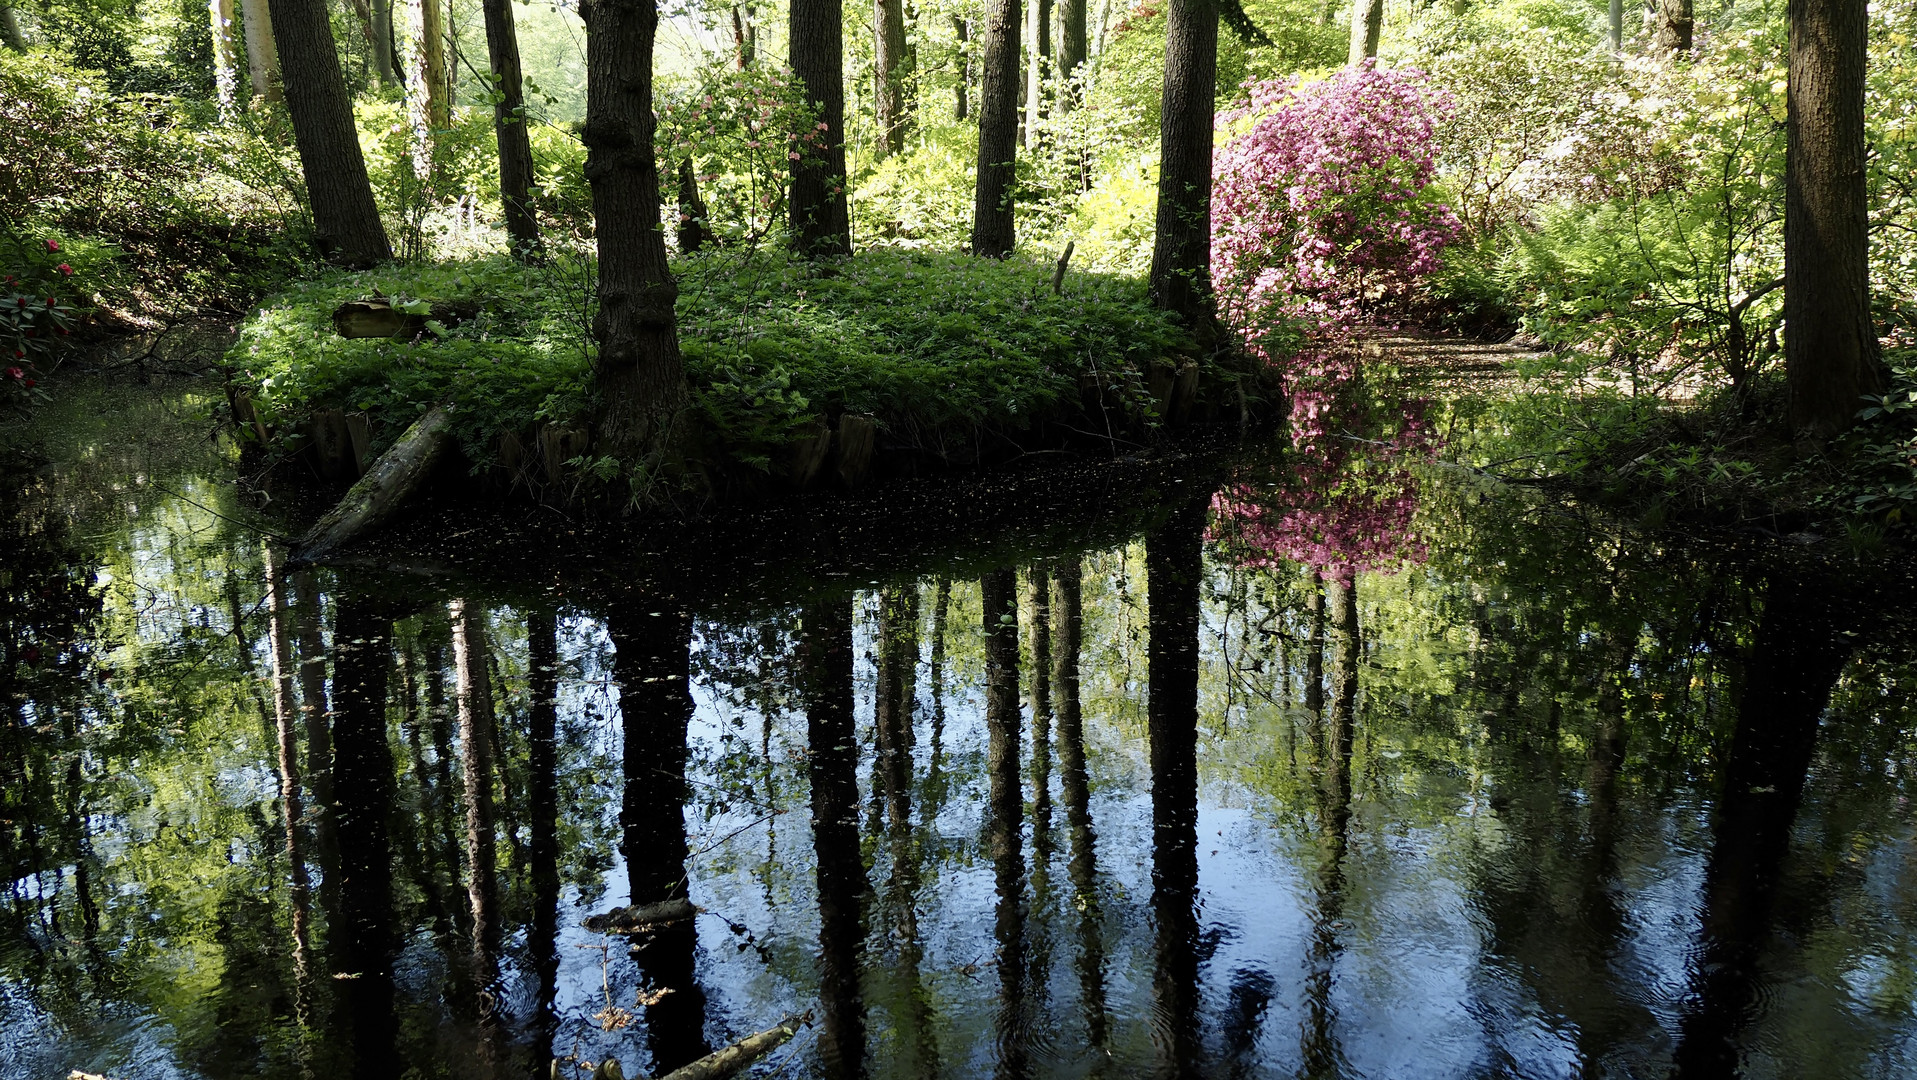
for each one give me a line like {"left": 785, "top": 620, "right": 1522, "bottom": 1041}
{"left": 450, "top": 601, "right": 500, "bottom": 959}
{"left": 1021, "top": 0, "right": 1052, "bottom": 149}
{"left": 1346, "top": 0, "right": 1380, "bottom": 65}
{"left": 1656, "top": 0, "right": 1693, "bottom": 52}
{"left": 971, "top": 0, "right": 1023, "bottom": 257}
{"left": 1148, "top": 0, "right": 1219, "bottom": 340}
{"left": 801, "top": 600, "right": 868, "bottom": 1077}
{"left": 481, "top": 0, "right": 542, "bottom": 253}
{"left": 790, "top": 0, "right": 853, "bottom": 254}
{"left": 952, "top": 16, "right": 971, "bottom": 120}
{"left": 1321, "top": 574, "right": 1358, "bottom": 859}
{"left": 263, "top": 550, "right": 315, "bottom": 1018}
{"left": 1609, "top": 0, "right": 1622, "bottom": 49}
{"left": 1057, "top": 0, "right": 1086, "bottom": 111}
{"left": 1786, "top": 0, "right": 1884, "bottom": 437}
{"left": 1304, "top": 568, "right": 1325, "bottom": 726}
{"left": 677, "top": 159, "right": 714, "bottom": 253}
{"left": 1147, "top": 499, "right": 1204, "bottom": 1077}
{"left": 580, "top": 0, "right": 695, "bottom": 470}
{"left": 875, "top": 0, "right": 909, "bottom": 155}
{"left": 373, "top": 0, "right": 400, "bottom": 84}
{"left": 267, "top": 0, "right": 392, "bottom": 265}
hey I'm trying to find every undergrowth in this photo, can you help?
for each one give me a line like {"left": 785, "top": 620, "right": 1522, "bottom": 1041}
{"left": 229, "top": 249, "right": 1205, "bottom": 475}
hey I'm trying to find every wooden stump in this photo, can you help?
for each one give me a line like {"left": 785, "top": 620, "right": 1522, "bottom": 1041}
{"left": 836, "top": 414, "right": 877, "bottom": 488}
{"left": 538, "top": 426, "right": 590, "bottom": 487}
{"left": 787, "top": 417, "right": 833, "bottom": 490}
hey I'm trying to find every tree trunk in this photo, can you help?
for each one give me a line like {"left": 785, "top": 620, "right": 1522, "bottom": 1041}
{"left": 406, "top": 0, "right": 450, "bottom": 178}
{"left": 373, "top": 0, "right": 399, "bottom": 85}
{"left": 875, "top": 0, "right": 908, "bottom": 156}
{"left": 267, "top": 0, "right": 392, "bottom": 264}
{"left": 0, "top": 5, "right": 25, "bottom": 51}
{"left": 971, "top": 0, "right": 1022, "bottom": 257}
{"left": 450, "top": 600, "right": 499, "bottom": 956}
{"left": 1057, "top": 0, "right": 1085, "bottom": 111}
{"left": 1656, "top": 0, "right": 1693, "bottom": 52}
{"left": 241, "top": 0, "right": 281, "bottom": 104}
{"left": 789, "top": 0, "right": 852, "bottom": 255}
{"left": 481, "top": 0, "right": 542, "bottom": 252}
{"left": 953, "top": 15, "right": 970, "bottom": 119}
{"left": 263, "top": 549, "right": 317, "bottom": 1017}
{"left": 1346, "top": 0, "right": 1380, "bottom": 66}
{"left": 210, "top": 0, "right": 240, "bottom": 115}
{"left": 581, "top": 0, "right": 694, "bottom": 472}
{"left": 1786, "top": 0, "right": 1883, "bottom": 437}
{"left": 1609, "top": 0, "right": 1622, "bottom": 49}
{"left": 1148, "top": 0, "right": 1219, "bottom": 342}
{"left": 1023, "top": 0, "right": 1051, "bottom": 149}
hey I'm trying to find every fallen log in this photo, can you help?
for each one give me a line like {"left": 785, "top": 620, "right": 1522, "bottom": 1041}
{"left": 656, "top": 1012, "right": 811, "bottom": 1080}
{"left": 582, "top": 898, "right": 699, "bottom": 934}
{"left": 332, "top": 298, "right": 482, "bottom": 339}
{"left": 292, "top": 404, "right": 456, "bottom": 565}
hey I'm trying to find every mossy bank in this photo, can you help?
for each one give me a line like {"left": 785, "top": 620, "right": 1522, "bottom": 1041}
{"left": 228, "top": 249, "right": 1257, "bottom": 498}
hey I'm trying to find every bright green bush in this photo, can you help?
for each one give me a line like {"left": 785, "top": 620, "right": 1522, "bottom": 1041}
{"left": 0, "top": 49, "right": 308, "bottom": 314}
{"left": 230, "top": 249, "right": 1197, "bottom": 473}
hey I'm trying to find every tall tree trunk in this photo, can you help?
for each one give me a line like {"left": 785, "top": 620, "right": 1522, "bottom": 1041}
{"left": 1148, "top": 0, "right": 1219, "bottom": 342}
{"left": 1346, "top": 0, "right": 1380, "bottom": 65}
{"left": 1057, "top": 0, "right": 1085, "bottom": 111}
{"left": 406, "top": 0, "right": 450, "bottom": 178}
{"left": 241, "top": 0, "right": 282, "bottom": 104}
{"left": 971, "top": 0, "right": 1022, "bottom": 257}
{"left": 953, "top": 15, "right": 971, "bottom": 120}
{"left": 0, "top": 5, "right": 25, "bottom": 51}
{"left": 1147, "top": 499, "right": 1204, "bottom": 1075}
{"left": 875, "top": 0, "right": 908, "bottom": 156}
{"left": 1022, "top": 0, "right": 1051, "bottom": 149}
{"left": 1656, "top": 0, "right": 1693, "bottom": 52}
{"left": 210, "top": 0, "right": 240, "bottom": 115}
{"left": 268, "top": 0, "right": 393, "bottom": 264}
{"left": 790, "top": 0, "right": 853, "bottom": 254}
{"left": 802, "top": 599, "right": 867, "bottom": 1076}
{"left": 1786, "top": 0, "right": 1883, "bottom": 437}
{"left": 372, "top": 0, "right": 398, "bottom": 85}
{"left": 1322, "top": 572, "right": 1358, "bottom": 858}
{"left": 581, "top": 0, "right": 695, "bottom": 471}
{"left": 481, "top": 0, "right": 542, "bottom": 252}
{"left": 1609, "top": 0, "right": 1623, "bottom": 49}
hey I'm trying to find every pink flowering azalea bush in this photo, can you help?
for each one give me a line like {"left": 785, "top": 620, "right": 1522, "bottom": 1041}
{"left": 1212, "top": 63, "right": 1463, "bottom": 436}
{"left": 1206, "top": 64, "right": 1458, "bottom": 577}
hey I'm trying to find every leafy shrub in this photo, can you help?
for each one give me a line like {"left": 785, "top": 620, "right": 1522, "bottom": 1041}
{"left": 1212, "top": 63, "right": 1461, "bottom": 438}
{"left": 655, "top": 62, "right": 827, "bottom": 249}
{"left": 0, "top": 49, "right": 307, "bottom": 315}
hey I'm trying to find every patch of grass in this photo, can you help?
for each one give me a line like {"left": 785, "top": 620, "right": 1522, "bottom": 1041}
{"left": 230, "top": 248, "right": 1202, "bottom": 474}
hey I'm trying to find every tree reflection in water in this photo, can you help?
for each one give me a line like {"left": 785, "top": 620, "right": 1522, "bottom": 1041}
{"left": 7, "top": 423, "right": 1917, "bottom": 1080}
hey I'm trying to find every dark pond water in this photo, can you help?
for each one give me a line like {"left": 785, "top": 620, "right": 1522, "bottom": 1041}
{"left": 5, "top": 386, "right": 1917, "bottom": 1080}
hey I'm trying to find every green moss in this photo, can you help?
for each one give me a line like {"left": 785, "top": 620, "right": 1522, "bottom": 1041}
{"left": 230, "top": 249, "right": 1197, "bottom": 473}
